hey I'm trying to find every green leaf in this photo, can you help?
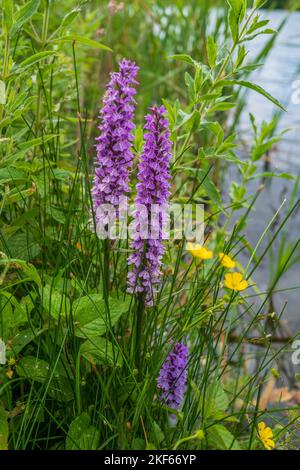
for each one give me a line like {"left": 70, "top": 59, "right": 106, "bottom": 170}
{"left": 0, "top": 291, "right": 28, "bottom": 328}
{"left": 184, "top": 167, "right": 222, "bottom": 208}
{"left": 16, "top": 356, "right": 50, "bottom": 382}
{"left": 249, "top": 172, "right": 294, "bottom": 181}
{"left": 73, "top": 294, "right": 130, "bottom": 338}
{"left": 5, "top": 232, "right": 40, "bottom": 261}
{"left": 132, "top": 438, "right": 146, "bottom": 450}
{"left": 66, "top": 413, "right": 100, "bottom": 450}
{"left": 3, "top": 0, "right": 14, "bottom": 34}
{"left": 0, "top": 258, "right": 42, "bottom": 289}
{"left": 11, "top": 0, "right": 40, "bottom": 36}
{"left": 217, "top": 79, "right": 286, "bottom": 111}
{"left": 227, "top": 0, "right": 246, "bottom": 42}
{"left": 60, "top": 8, "right": 80, "bottom": 28}
{"left": 0, "top": 405, "right": 8, "bottom": 450}
{"left": 42, "top": 284, "right": 70, "bottom": 320}
{"left": 18, "top": 134, "right": 58, "bottom": 151}
{"left": 208, "top": 424, "right": 241, "bottom": 450}
{"left": 80, "top": 337, "right": 122, "bottom": 367}
{"left": 0, "top": 167, "right": 26, "bottom": 183}
{"left": 254, "top": 0, "right": 268, "bottom": 8}
{"left": 197, "top": 169, "right": 222, "bottom": 207}
{"left": 16, "top": 356, "right": 74, "bottom": 401}
{"left": 207, "top": 35, "right": 218, "bottom": 68}
{"left": 55, "top": 35, "right": 112, "bottom": 51}
{"left": 168, "top": 54, "right": 195, "bottom": 65}
{"left": 18, "top": 51, "right": 57, "bottom": 69}
{"left": 8, "top": 328, "right": 45, "bottom": 356}
{"left": 176, "top": 109, "right": 200, "bottom": 132}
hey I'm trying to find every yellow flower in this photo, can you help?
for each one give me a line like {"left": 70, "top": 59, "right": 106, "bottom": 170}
{"left": 258, "top": 422, "right": 275, "bottom": 450}
{"left": 219, "top": 252, "right": 236, "bottom": 268}
{"left": 186, "top": 242, "right": 213, "bottom": 260}
{"left": 6, "top": 368, "right": 14, "bottom": 379}
{"left": 8, "top": 357, "right": 16, "bottom": 367}
{"left": 224, "top": 272, "right": 248, "bottom": 291}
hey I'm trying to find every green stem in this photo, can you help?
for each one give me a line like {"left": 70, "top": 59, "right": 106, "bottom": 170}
{"left": 103, "top": 238, "right": 110, "bottom": 297}
{"left": 135, "top": 293, "right": 145, "bottom": 371}
{"left": 35, "top": 0, "right": 50, "bottom": 142}
{"left": 0, "top": 33, "right": 10, "bottom": 132}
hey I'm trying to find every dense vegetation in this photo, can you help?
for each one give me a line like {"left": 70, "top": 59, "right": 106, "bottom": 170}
{"left": 0, "top": 0, "right": 299, "bottom": 451}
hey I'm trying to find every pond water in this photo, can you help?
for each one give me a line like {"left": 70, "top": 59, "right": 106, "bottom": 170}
{"left": 237, "top": 10, "right": 300, "bottom": 328}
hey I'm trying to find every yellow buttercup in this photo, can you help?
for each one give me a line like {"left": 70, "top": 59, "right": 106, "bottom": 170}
{"left": 186, "top": 242, "right": 213, "bottom": 260}
{"left": 219, "top": 252, "right": 236, "bottom": 268}
{"left": 224, "top": 272, "right": 248, "bottom": 291}
{"left": 258, "top": 422, "right": 275, "bottom": 450}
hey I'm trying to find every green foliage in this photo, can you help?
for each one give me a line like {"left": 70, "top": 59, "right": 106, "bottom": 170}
{"left": 66, "top": 412, "right": 100, "bottom": 450}
{"left": 0, "top": 0, "right": 298, "bottom": 451}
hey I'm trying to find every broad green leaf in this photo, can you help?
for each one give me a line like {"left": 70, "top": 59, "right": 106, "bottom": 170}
{"left": 42, "top": 284, "right": 70, "bottom": 320}
{"left": 16, "top": 356, "right": 50, "bottom": 382}
{"left": 194, "top": 381, "right": 229, "bottom": 421}
{"left": 0, "top": 405, "right": 8, "bottom": 450}
{"left": 79, "top": 425, "right": 100, "bottom": 450}
{"left": 46, "top": 206, "right": 66, "bottom": 224}
{"left": 19, "top": 261, "right": 42, "bottom": 289}
{"left": 56, "top": 35, "right": 112, "bottom": 51}
{"left": 0, "top": 291, "right": 28, "bottom": 328}
{"left": 227, "top": 0, "right": 246, "bottom": 42}
{"left": 8, "top": 328, "right": 46, "bottom": 356}
{"left": 66, "top": 413, "right": 100, "bottom": 450}
{"left": 80, "top": 337, "right": 122, "bottom": 367}
{"left": 11, "top": 0, "right": 40, "bottom": 35}
{"left": 207, "top": 424, "right": 241, "bottom": 450}
{"left": 16, "top": 356, "right": 74, "bottom": 401}
{"left": 73, "top": 294, "right": 130, "bottom": 338}
{"left": 5, "top": 232, "right": 40, "bottom": 261}
{"left": 0, "top": 301, "right": 13, "bottom": 340}
{"left": 207, "top": 35, "right": 218, "bottom": 68}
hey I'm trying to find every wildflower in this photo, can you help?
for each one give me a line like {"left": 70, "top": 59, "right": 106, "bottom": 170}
{"left": 187, "top": 242, "right": 213, "bottom": 260}
{"left": 127, "top": 105, "right": 171, "bottom": 305}
{"left": 219, "top": 252, "right": 236, "bottom": 268}
{"left": 92, "top": 59, "right": 139, "bottom": 223}
{"left": 258, "top": 422, "right": 275, "bottom": 450}
{"left": 224, "top": 272, "right": 248, "bottom": 291}
{"left": 157, "top": 342, "right": 188, "bottom": 409}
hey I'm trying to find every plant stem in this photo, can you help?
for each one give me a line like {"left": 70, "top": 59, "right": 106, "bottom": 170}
{"left": 103, "top": 238, "right": 110, "bottom": 297}
{"left": 135, "top": 293, "right": 145, "bottom": 371}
